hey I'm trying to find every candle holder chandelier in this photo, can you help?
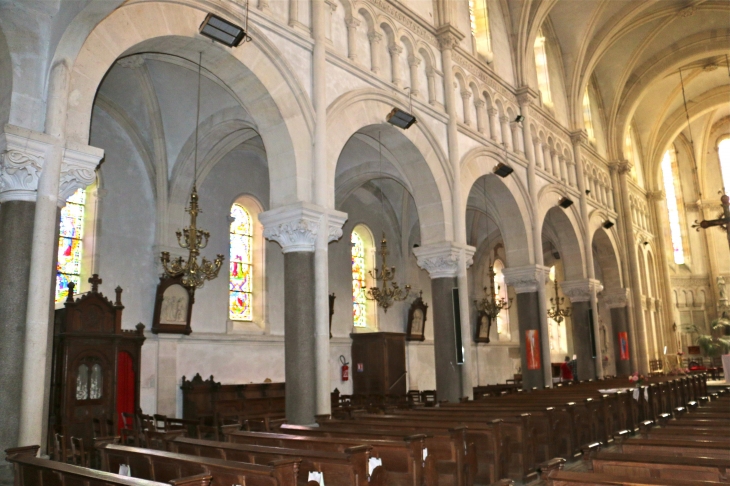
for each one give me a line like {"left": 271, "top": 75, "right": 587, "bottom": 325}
{"left": 367, "top": 232, "right": 411, "bottom": 312}
{"left": 366, "top": 131, "right": 411, "bottom": 312}
{"left": 475, "top": 262, "right": 512, "bottom": 319}
{"left": 547, "top": 277, "right": 571, "bottom": 324}
{"left": 160, "top": 53, "right": 224, "bottom": 290}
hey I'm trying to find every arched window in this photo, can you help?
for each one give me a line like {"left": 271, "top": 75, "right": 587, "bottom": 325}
{"left": 56, "top": 188, "right": 86, "bottom": 303}
{"left": 229, "top": 203, "right": 253, "bottom": 321}
{"left": 492, "top": 260, "right": 510, "bottom": 340}
{"left": 469, "top": 0, "right": 492, "bottom": 61}
{"left": 351, "top": 225, "right": 375, "bottom": 329}
{"left": 582, "top": 87, "right": 595, "bottom": 141}
{"left": 534, "top": 28, "right": 552, "bottom": 107}
{"left": 719, "top": 138, "right": 730, "bottom": 193}
{"left": 661, "top": 149, "right": 686, "bottom": 265}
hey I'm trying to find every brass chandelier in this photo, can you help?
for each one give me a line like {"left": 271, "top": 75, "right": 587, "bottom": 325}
{"left": 367, "top": 232, "right": 410, "bottom": 312}
{"left": 547, "top": 277, "right": 571, "bottom": 324}
{"left": 475, "top": 262, "right": 512, "bottom": 319}
{"left": 160, "top": 53, "right": 224, "bottom": 290}
{"left": 366, "top": 131, "right": 411, "bottom": 312}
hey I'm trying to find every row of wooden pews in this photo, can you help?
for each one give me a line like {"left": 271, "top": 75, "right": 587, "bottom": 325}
{"left": 541, "top": 388, "right": 730, "bottom": 485}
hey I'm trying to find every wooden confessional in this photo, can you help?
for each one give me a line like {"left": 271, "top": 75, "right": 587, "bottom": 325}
{"left": 350, "top": 332, "right": 407, "bottom": 396}
{"left": 48, "top": 275, "right": 145, "bottom": 449}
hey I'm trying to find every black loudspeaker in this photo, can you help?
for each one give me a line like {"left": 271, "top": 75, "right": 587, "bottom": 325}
{"left": 558, "top": 196, "right": 574, "bottom": 209}
{"left": 493, "top": 162, "right": 514, "bottom": 178}
{"left": 602, "top": 220, "right": 614, "bottom": 229}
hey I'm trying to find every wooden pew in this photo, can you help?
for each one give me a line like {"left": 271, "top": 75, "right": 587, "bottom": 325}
{"left": 165, "top": 436, "right": 382, "bottom": 486}
{"left": 545, "top": 469, "right": 725, "bottom": 485}
{"left": 281, "top": 421, "right": 479, "bottom": 486}
{"left": 223, "top": 428, "right": 430, "bottom": 486}
{"left": 97, "top": 444, "right": 300, "bottom": 486}
{"left": 590, "top": 451, "right": 730, "bottom": 483}
{"left": 5, "top": 445, "right": 211, "bottom": 486}
{"left": 316, "top": 412, "right": 517, "bottom": 482}
{"left": 619, "top": 438, "right": 730, "bottom": 459}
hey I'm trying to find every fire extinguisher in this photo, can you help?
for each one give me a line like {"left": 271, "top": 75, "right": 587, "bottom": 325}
{"left": 339, "top": 355, "right": 349, "bottom": 382}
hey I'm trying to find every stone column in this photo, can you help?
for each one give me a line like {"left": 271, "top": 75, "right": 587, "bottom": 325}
{"left": 487, "top": 108, "right": 499, "bottom": 142}
{"left": 517, "top": 87, "right": 553, "bottom": 387}
{"left": 345, "top": 17, "right": 360, "bottom": 62}
{"left": 408, "top": 55, "right": 421, "bottom": 98}
{"left": 474, "top": 99, "right": 486, "bottom": 135}
{"left": 288, "top": 0, "right": 306, "bottom": 30}
{"left": 368, "top": 31, "right": 383, "bottom": 74}
{"left": 16, "top": 130, "right": 101, "bottom": 447}
{"left": 260, "top": 204, "right": 347, "bottom": 424}
{"left": 561, "top": 279, "right": 604, "bottom": 380}
{"left": 603, "top": 288, "right": 633, "bottom": 375}
{"left": 389, "top": 44, "right": 404, "bottom": 87}
{"left": 611, "top": 160, "right": 648, "bottom": 373}
{"left": 426, "top": 68, "right": 437, "bottom": 105}
{"left": 647, "top": 190, "right": 678, "bottom": 353}
{"left": 436, "top": 25, "right": 474, "bottom": 399}
{"left": 511, "top": 121, "right": 523, "bottom": 154}
{"left": 461, "top": 90, "right": 472, "bottom": 126}
{"left": 534, "top": 140, "right": 545, "bottom": 169}
{"left": 414, "top": 242, "right": 475, "bottom": 402}
{"left": 0, "top": 126, "right": 53, "bottom": 462}
{"left": 499, "top": 116, "right": 512, "bottom": 151}
{"left": 570, "top": 132, "right": 604, "bottom": 378}
{"left": 257, "top": 0, "right": 270, "bottom": 13}
{"left": 503, "top": 265, "right": 551, "bottom": 389}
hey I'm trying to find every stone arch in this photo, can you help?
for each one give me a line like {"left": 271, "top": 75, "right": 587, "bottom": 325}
{"left": 591, "top": 225, "right": 622, "bottom": 291}
{"left": 460, "top": 147, "right": 533, "bottom": 268}
{"left": 59, "top": 2, "right": 312, "bottom": 209}
{"left": 327, "top": 90, "right": 452, "bottom": 244}
{"left": 538, "top": 187, "right": 585, "bottom": 281}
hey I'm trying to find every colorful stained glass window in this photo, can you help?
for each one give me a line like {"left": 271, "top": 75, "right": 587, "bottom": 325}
{"left": 229, "top": 203, "right": 253, "bottom": 321}
{"left": 352, "top": 230, "right": 368, "bottom": 328}
{"left": 661, "top": 150, "right": 685, "bottom": 264}
{"left": 56, "top": 188, "right": 86, "bottom": 303}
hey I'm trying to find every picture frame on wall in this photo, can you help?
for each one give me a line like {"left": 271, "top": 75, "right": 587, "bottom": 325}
{"left": 152, "top": 275, "right": 194, "bottom": 335}
{"left": 406, "top": 292, "right": 428, "bottom": 341}
{"left": 474, "top": 310, "right": 491, "bottom": 343}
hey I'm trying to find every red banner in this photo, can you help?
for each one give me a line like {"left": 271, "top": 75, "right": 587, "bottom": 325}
{"left": 619, "top": 332, "right": 630, "bottom": 361}
{"left": 526, "top": 329, "right": 541, "bottom": 370}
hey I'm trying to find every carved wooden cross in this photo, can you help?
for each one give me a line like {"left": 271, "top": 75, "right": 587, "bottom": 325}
{"left": 88, "top": 274, "right": 102, "bottom": 293}
{"left": 693, "top": 194, "right": 730, "bottom": 252}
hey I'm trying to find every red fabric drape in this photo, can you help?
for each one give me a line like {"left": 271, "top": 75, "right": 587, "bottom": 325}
{"left": 116, "top": 352, "right": 135, "bottom": 434}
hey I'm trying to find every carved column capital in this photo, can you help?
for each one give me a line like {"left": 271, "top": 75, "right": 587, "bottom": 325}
{"left": 516, "top": 87, "right": 538, "bottom": 107}
{"left": 413, "top": 241, "right": 475, "bottom": 279}
{"left": 646, "top": 190, "right": 665, "bottom": 201}
{"left": 602, "top": 287, "right": 631, "bottom": 309}
{"left": 345, "top": 17, "right": 360, "bottom": 28}
{"left": 436, "top": 25, "right": 464, "bottom": 51}
{"left": 487, "top": 108, "right": 499, "bottom": 117}
{"left": 461, "top": 90, "right": 472, "bottom": 100}
{"left": 609, "top": 159, "right": 632, "bottom": 175}
{"left": 367, "top": 31, "right": 383, "bottom": 44}
{"left": 388, "top": 44, "right": 403, "bottom": 55}
{"left": 473, "top": 99, "right": 485, "bottom": 108}
{"left": 570, "top": 130, "right": 588, "bottom": 146}
{"left": 560, "top": 278, "right": 603, "bottom": 303}
{"left": 499, "top": 115, "right": 510, "bottom": 124}
{"left": 259, "top": 202, "right": 348, "bottom": 253}
{"left": 0, "top": 125, "right": 55, "bottom": 203}
{"left": 58, "top": 142, "right": 104, "bottom": 206}
{"left": 502, "top": 265, "right": 551, "bottom": 294}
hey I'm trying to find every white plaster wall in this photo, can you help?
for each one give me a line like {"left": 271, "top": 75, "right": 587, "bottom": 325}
{"left": 91, "top": 108, "right": 157, "bottom": 330}
{"left": 487, "top": 0, "right": 515, "bottom": 86}
{"left": 400, "top": 0, "right": 435, "bottom": 25}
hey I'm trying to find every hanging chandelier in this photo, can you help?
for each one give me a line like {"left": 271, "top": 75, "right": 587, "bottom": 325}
{"left": 160, "top": 53, "right": 224, "bottom": 290}
{"left": 547, "top": 277, "right": 571, "bottom": 324}
{"left": 367, "top": 232, "right": 410, "bottom": 312}
{"left": 475, "top": 263, "right": 512, "bottom": 319}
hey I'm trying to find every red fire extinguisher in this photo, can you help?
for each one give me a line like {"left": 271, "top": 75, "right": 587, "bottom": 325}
{"left": 340, "top": 355, "right": 349, "bottom": 382}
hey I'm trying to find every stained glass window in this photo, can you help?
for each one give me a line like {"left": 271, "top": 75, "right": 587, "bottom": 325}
{"left": 661, "top": 150, "right": 685, "bottom": 264}
{"left": 582, "top": 87, "right": 594, "bottom": 141}
{"left": 229, "top": 203, "right": 253, "bottom": 321}
{"left": 534, "top": 28, "right": 552, "bottom": 106}
{"left": 352, "top": 230, "right": 368, "bottom": 328}
{"left": 469, "top": 0, "right": 491, "bottom": 58}
{"left": 719, "top": 138, "right": 730, "bottom": 194}
{"left": 56, "top": 188, "right": 86, "bottom": 303}
{"left": 493, "top": 260, "right": 510, "bottom": 339}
